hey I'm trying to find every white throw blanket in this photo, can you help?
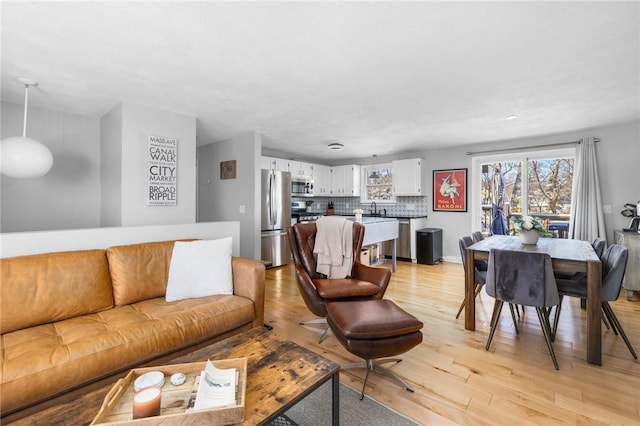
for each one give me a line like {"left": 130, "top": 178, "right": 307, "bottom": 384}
{"left": 313, "top": 216, "right": 353, "bottom": 278}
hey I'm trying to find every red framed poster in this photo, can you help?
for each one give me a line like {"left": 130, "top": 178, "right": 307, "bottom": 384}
{"left": 433, "top": 168, "right": 467, "bottom": 212}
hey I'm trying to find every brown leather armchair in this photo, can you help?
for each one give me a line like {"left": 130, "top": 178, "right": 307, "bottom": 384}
{"left": 287, "top": 222, "right": 391, "bottom": 341}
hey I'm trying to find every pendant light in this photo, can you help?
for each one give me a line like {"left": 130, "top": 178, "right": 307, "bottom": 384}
{"left": 0, "top": 78, "right": 53, "bottom": 178}
{"left": 368, "top": 154, "right": 380, "bottom": 180}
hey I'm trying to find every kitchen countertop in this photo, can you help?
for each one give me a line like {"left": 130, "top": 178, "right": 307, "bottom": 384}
{"left": 346, "top": 216, "right": 398, "bottom": 224}
{"left": 329, "top": 213, "right": 428, "bottom": 219}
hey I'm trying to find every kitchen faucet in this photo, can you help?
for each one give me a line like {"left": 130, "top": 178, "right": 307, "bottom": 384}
{"left": 370, "top": 202, "right": 377, "bottom": 216}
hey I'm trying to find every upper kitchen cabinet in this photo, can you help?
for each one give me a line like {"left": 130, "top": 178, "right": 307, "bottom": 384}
{"left": 392, "top": 158, "right": 424, "bottom": 196}
{"left": 289, "top": 160, "right": 314, "bottom": 179}
{"left": 331, "top": 165, "right": 361, "bottom": 197}
{"left": 314, "top": 164, "right": 332, "bottom": 195}
{"left": 261, "top": 156, "right": 290, "bottom": 171}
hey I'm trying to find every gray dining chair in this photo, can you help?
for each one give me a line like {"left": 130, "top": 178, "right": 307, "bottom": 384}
{"left": 472, "top": 231, "right": 484, "bottom": 242}
{"left": 555, "top": 238, "right": 606, "bottom": 281}
{"left": 457, "top": 237, "right": 520, "bottom": 330}
{"left": 456, "top": 236, "right": 487, "bottom": 319}
{"left": 591, "top": 238, "right": 606, "bottom": 258}
{"left": 485, "top": 248, "right": 561, "bottom": 369}
{"left": 553, "top": 244, "right": 637, "bottom": 359}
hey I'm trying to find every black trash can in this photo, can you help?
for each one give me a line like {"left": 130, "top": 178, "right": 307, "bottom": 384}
{"left": 416, "top": 228, "right": 442, "bottom": 265}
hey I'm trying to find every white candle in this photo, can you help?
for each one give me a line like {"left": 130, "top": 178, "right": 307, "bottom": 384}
{"left": 132, "top": 386, "right": 162, "bottom": 419}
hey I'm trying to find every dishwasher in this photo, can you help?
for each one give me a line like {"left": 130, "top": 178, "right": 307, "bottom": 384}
{"left": 382, "top": 219, "right": 411, "bottom": 259}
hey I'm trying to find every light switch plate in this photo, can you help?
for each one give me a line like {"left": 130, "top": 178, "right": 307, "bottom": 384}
{"left": 239, "top": 205, "right": 246, "bottom": 213}
{"left": 603, "top": 205, "right": 612, "bottom": 214}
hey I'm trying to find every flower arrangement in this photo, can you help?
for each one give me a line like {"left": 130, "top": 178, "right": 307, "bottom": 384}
{"left": 510, "top": 215, "right": 552, "bottom": 237}
{"left": 353, "top": 208, "right": 364, "bottom": 222}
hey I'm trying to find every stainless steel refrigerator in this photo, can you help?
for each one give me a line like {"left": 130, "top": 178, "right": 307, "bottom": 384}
{"left": 261, "top": 169, "right": 292, "bottom": 267}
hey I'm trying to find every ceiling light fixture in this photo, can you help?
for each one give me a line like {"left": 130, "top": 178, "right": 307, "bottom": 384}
{"left": 505, "top": 115, "right": 518, "bottom": 120}
{"left": 327, "top": 142, "right": 344, "bottom": 150}
{"left": 0, "top": 78, "right": 53, "bottom": 179}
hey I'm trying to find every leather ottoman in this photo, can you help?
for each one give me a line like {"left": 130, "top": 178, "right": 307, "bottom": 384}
{"left": 326, "top": 299, "right": 423, "bottom": 399}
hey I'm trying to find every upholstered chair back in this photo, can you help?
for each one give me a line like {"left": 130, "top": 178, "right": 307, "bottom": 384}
{"left": 486, "top": 249, "right": 559, "bottom": 308}
{"left": 591, "top": 238, "right": 606, "bottom": 259}
{"left": 288, "top": 222, "right": 365, "bottom": 279}
{"left": 600, "top": 244, "right": 628, "bottom": 302}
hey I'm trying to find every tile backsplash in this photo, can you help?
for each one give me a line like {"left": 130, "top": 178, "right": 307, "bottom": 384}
{"left": 295, "top": 196, "right": 429, "bottom": 217}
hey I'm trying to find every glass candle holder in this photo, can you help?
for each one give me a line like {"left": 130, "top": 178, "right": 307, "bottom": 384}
{"left": 132, "top": 386, "right": 162, "bottom": 419}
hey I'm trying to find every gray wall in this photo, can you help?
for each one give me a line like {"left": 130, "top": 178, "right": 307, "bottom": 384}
{"left": 2, "top": 100, "right": 197, "bottom": 233}
{"left": 1, "top": 101, "right": 101, "bottom": 232}
{"left": 118, "top": 102, "right": 197, "bottom": 226}
{"left": 423, "top": 120, "right": 640, "bottom": 259}
{"left": 197, "top": 132, "right": 261, "bottom": 259}
{"left": 100, "top": 103, "right": 123, "bottom": 226}
{"left": 2, "top": 97, "right": 637, "bottom": 264}
{"left": 100, "top": 101, "right": 197, "bottom": 227}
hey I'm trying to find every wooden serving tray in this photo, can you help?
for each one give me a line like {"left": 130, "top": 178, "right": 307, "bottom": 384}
{"left": 91, "top": 358, "right": 247, "bottom": 425}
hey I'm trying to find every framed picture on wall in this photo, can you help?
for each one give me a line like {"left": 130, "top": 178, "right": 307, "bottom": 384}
{"left": 220, "top": 160, "right": 237, "bottom": 179}
{"left": 433, "top": 168, "right": 467, "bottom": 212}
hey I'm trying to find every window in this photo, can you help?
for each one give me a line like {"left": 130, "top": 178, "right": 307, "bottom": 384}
{"left": 361, "top": 163, "right": 395, "bottom": 203}
{"left": 472, "top": 148, "right": 575, "bottom": 237}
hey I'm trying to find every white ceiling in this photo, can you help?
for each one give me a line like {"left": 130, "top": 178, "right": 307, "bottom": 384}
{"left": 1, "top": 1, "right": 638, "bottom": 162}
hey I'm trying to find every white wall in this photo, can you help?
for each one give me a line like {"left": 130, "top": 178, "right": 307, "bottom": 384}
{"left": 1, "top": 101, "right": 101, "bottom": 232}
{"left": 119, "top": 102, "right": 197, "bottom": 226}
{"left": 197, "top": 132, "right": 261, "bottom": 259}
{"left": 0, "top": 222, "right": 240, "bottom": 258}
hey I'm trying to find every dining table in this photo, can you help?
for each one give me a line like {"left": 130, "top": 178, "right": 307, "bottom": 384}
{"left": 464, "top": 235, "right": 603, "bottom": 365}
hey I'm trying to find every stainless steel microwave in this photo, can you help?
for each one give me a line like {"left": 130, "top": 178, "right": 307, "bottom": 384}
{"left": 291, "top": 178, "right": 313, "bottom": 197}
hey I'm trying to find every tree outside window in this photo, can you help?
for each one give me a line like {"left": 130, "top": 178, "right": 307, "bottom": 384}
{"left": 361, "top": 164, "right": 395, "bottom": 202}
{"left": 477, "top": 151, "right": 574, "bottom": 236}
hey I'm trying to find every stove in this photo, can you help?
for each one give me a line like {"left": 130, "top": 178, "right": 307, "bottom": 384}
{"left": 296, "top": 214, "right": 323, "bottom": 223}
{"left": 291, "top": 201, "right": 322, "bottom": 223}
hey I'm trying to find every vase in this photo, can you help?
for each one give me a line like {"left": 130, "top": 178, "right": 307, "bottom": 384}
{"left": 519, "top": 230, "right": 539, "bottom": 245}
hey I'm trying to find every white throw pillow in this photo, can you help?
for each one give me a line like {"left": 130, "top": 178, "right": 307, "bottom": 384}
{"left": 165, "top": 238, "right": 233, "bottom": 302}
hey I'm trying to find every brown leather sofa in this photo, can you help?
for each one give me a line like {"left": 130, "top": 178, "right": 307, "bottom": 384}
{"left": 0, "top": 239, "right": 265, "bottom": 417}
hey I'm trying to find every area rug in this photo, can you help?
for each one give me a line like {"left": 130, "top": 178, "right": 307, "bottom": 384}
{"left": 267, "top": 381, "right": 422, "bottom": 426}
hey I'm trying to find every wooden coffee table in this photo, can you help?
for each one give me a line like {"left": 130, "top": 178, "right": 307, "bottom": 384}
{"left": 8, "top": 328, "right": 340, "bottom": 425}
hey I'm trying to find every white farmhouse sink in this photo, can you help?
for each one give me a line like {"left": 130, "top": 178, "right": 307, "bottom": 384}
{"left": 340, "top": 216, "right": 399, "bottom": 271}
{"left": 345, "top": 217, "right": 399, "bottom": 245}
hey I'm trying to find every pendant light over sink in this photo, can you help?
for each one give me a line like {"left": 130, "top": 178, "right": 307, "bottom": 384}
{"left": 0, "top": 78, "right": 53, "bottom": 178}
{"left": 368, "top": 154, "right": 380, "bottom": 180}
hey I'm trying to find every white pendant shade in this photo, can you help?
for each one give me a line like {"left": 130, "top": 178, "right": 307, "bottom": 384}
{"left": 1, "top": 78, "right": 54, "bottom": 179}
{"left": 0, "top": 136, "right": 53, "bottom": 178}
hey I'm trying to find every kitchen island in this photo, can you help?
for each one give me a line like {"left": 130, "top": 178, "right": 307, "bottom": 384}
{"left": 345, "top": 216, "right": 399, "bottom": 272}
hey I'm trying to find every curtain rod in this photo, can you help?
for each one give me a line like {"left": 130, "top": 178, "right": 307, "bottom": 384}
{"left": 465, "top": 138, "right": 600, "bottom": 156}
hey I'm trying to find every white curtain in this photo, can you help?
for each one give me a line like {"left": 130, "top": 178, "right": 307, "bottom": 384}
{"left": 569, "top": 137, "right": 606, "bottom": 241}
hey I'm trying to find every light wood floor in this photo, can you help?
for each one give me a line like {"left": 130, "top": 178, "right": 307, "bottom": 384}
{"left": 264, "top": 260, "right": 640, "bottom": 425}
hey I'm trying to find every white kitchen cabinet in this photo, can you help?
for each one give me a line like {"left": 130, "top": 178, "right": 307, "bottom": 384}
{"left": 261, "top": 156, "right": 289, "bottom": 171}
{"left": 289, "top": 160, "right": 314, "bottom": 179}
{"left": 260, "top": 156, "right": 273, "bottom": 170}
{"left": 393, "top": 158, "right": 423, "bottom": 196}
{"left": 314, "top": 164, "right": 332, "bottom": 195}
{"left": 331, "top": 165, "right": 361, "bottom": 197}
{"left": 392, "top": 158, "right": 424, "bottom": 196}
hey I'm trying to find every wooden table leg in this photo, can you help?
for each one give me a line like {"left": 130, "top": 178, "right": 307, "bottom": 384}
{"left": 586, "top": 259, "right": 602, "bottom": 365}
{"left": 332, "top": 371, "right": 340, "bottom": 425}
{"left": 464, "top": 247, "right": 476, "bottom": 331}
